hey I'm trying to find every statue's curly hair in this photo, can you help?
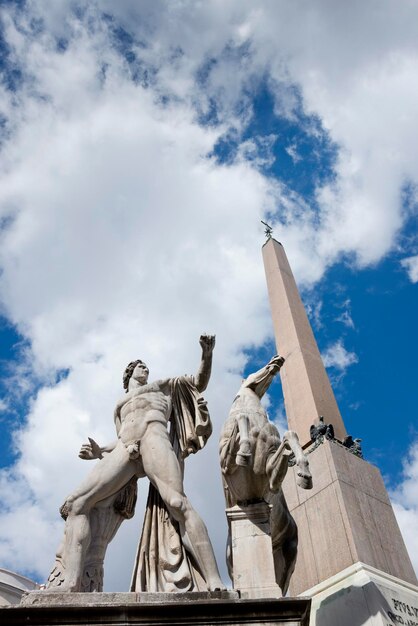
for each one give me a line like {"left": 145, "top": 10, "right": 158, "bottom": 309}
{"left": 123, "top": 360, "right": 145, "bottom": 393}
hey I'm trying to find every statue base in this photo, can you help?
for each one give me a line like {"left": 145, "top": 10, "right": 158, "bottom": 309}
{"left": 304, "top": 561, "right": 418, "bottom": 626}
{"left": 1, "top": 590, "right": 311, "bottom": 625}
{"left": 226, "top": 501, "right": 282, "bottom": 599}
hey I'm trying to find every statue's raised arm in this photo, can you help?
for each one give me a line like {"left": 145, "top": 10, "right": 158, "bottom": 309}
{"left": 194, "top": 334, "right": 215, "bottom": 392}
{"left": 46, "top": 340, "right": 223, "bottom": 594}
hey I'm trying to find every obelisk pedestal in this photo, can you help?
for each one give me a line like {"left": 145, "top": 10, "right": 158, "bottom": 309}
{"left": 283, "top": 439, "right": 417, "bottom": 595}
{"left": 262, "top": 236, "right": 418, "bottom": 624}
{"left": 304, "top": 561, "right": 418, "bottom": 626}
{"left": 226, "top": 502, "right": 281, "bottom": 599}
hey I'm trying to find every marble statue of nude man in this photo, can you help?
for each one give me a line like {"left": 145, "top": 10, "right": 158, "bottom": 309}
{"left": 50, "top": 335, "right": 223, "bottom": 592}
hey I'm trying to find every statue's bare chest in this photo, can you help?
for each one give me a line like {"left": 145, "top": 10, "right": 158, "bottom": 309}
{"left": 120, "top": 381, "right": 171, "bottom": 421}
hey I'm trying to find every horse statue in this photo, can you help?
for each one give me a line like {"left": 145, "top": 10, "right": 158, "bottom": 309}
{"left": 219, "top": 355, "right": 312, "bottom": 595}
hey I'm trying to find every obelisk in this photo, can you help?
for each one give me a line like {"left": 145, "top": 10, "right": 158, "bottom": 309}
{"left": 262, "top": 235, "right": 418, "bottom": 625}
{"left": 262, "top": 237, "right": 346, "bottom": 445}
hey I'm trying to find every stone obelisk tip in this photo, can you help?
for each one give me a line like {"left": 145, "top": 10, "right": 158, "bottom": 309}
{"left": 262, "top": 237, "right": 347, "bottom": 445}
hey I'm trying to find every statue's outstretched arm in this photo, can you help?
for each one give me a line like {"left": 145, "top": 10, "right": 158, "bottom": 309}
{"left": 78, "top": 437, "right": 117, "bottom": 460}
{"left": 194, "top": 334, "right": 215, "bottom": 392}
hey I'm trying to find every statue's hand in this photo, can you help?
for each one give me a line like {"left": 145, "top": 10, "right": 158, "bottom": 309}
{"left": 78, "top": 437, "right": 103, "bottom": 460}
{"left": 199, "top": 334, "right": 216, "bottom": 353}
{"left": 269, "top": 355, "right": 285, "bottom": 371}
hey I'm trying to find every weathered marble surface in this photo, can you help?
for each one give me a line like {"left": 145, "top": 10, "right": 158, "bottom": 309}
{"left": 20, "top": 590, "right": 239, "bottom": 606}
{"left": 7, "top": 591, "right": 311, "bottom": 626}
{"left": 305, "top": 561, "right": 418, "bottom": 626}
{"left": 226, "top": 502, "right": 281, "bottom": 599}
{"left": 219, "top": 355, "right": 312, "bottom": 597}
{"left": 47, "top": 335, "right": 223, "bottom": 593}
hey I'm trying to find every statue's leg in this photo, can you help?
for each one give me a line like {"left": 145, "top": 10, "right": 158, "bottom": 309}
{"left": 56, "top": 441, "right": 137, "bottom": 591}
{"left": 141, "top": 426, "right": 224, "bottom": 591}
{"left": 278, "top": 527, "right": 298, "bottom": 595}
{"left": 267, "top": 439, "right": 291, "bottom": 491}
{"left": 236, "top": 413, "right": 252, "bottom": 466}
{"left": 282, "top": 431, "right": 312, "bottom": 489}
{"left": 268, "top": 489, "right": 298, "bottom": 595}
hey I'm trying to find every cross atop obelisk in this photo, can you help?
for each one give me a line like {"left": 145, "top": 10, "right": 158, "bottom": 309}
{"left": 262, "top": 236, "right": 346, "bottom": 445}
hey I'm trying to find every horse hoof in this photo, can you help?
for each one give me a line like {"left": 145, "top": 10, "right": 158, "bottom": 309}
{"left": 297, "top": 473, "right": 313, "bottom": 490}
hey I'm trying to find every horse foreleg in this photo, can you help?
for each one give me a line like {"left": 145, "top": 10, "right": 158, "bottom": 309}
{"left": 267, "top": 440, "right": 291, "bottom": 491}
{"left": 282, "top": 431, "right": 312, "bottom": 490}
{"left": 236, "top": 413, "right": 252, "bottom": 466}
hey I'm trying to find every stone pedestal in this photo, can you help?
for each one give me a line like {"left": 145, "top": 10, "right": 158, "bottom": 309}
{"left": 1, "top": 590, "right": 311, "bottom": 625}
{"left": 305, "top": 561, "right": 418, "bottom": 626}
{"left": 283, "top": 439, "right": 417, "bottom": 596}
{"left": 226, "top": 501, "right": 281, "bottom": 599}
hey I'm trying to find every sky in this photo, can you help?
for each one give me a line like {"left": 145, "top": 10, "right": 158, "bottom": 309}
{"left": 0, "top": 0, "right": 417, "bottom": 591}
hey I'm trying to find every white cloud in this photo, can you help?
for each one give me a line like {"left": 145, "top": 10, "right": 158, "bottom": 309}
{"left": 80, "top": 0, "right": 418, "bottom": 275}
{"left": 272, "top": 402, "right": 288, "bottom": 439}
{"left": 236, "top": 134, "right": 277, "bottom": 169}
{"left": 335, "top": 299, "right": 355, "bottom": 329}
{"left": 0, "top": 3, "right": 278, "bottom": 589}
{"left": 305, "top": 297, "right": 323, "bottom": 331}
{"left": 335, "top": 310, "right": 355, "bottom": 329}
{"left": 285, "top": 143, "right": 301, "bottom": 164}
{"left": 0, "top": 0, "right": 417, "bottom": 589}
{"left": 401, "top": 255, "right": 418, "bottom": 283}
{"left": 390, "top": 441, "right": 418, "bottom": 575}
{"left": 322, "top": 339, "right": 358, "bottom": 371}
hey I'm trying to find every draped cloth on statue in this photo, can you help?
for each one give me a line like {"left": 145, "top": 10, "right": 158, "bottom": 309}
{"left": 130, "top": 376, "right": 212, "bottom": 592}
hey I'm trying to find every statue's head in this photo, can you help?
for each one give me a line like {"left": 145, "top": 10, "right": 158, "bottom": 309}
{"left": 123, "top": 360, "right": 149, "bottom": 392}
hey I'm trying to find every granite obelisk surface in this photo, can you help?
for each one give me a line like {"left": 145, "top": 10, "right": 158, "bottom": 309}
{"left": 262, "top": 238, "right": 346, "bottom": 445}
{"left": 262, "top": 237, "right": 418, "bottom": 625}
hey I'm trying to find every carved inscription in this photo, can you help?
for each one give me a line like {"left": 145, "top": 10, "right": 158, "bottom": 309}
{"left": 386, "top": 598, "right": 418, "bottom": 626}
